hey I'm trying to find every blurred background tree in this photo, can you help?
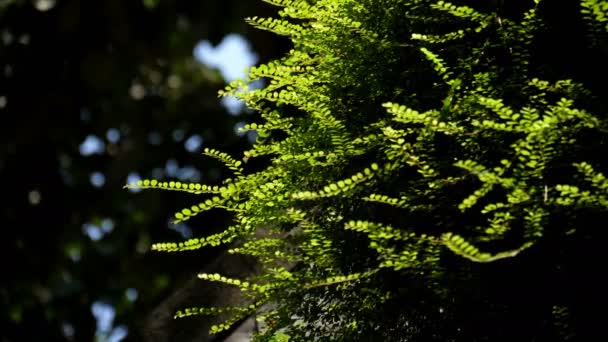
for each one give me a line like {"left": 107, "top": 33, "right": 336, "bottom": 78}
{"left": 0, "top": 0, "right": 287, "bottom": 341}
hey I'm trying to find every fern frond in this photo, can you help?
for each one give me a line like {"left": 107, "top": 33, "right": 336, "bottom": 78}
{"left": 174, "top": 306, "right": 227, "bottom": 319}
{"left": 419, "top": 47, "right": 453, "bottom": 83}
{"left": 362, "top": 194, "right": 408, "bottom": 209}
{"left": 173, "top": 196, "right": 235, "bottom": 223}
{"left": 203, "top": 148, "right": 244, "bottom": 176}
{"left": 431, "top": 1, "right": 489, "bottom": 23}
{"left": 442, "top": 233, "right": 533, "bottom": 262}
{"left": 198, "top": 272, "right": 255, "bottom": 291}
{"left": 303, "top": 271, "right": 375, "bottom": 289}
{"left": 124, "top": 179, "right": 222, "bottom": 194}
{"left": 344, "top": 220, "right": 413, "bottom": 241}
{"left": 245, "top": 16, "right": 305, "bottom": 37}
{"left": 291, "top": 163, "right": 383, "bottom": 200}
{"left": 151, "top": 228, "right": 238, "bottom": 252}
{"left": 581, "top": 0, "right": 608, "bottom": 37}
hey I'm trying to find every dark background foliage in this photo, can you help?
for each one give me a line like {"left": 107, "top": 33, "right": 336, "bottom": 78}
{"left": 235, "top": 1, "right": 608, "bottom": 341}
{"left": 0, "top": 1, "right": 287, "bottom": 340}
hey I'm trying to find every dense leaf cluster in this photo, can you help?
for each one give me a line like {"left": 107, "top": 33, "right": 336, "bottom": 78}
{"left": 128, "top": 0, "right": 608, "bottom": 340}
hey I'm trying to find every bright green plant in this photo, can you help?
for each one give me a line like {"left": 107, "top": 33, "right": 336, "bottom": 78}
{"left": 127, "top": 0, "right": 607, "bottom": 340}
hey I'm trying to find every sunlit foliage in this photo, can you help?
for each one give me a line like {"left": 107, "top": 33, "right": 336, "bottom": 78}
{"left": 128, "top": 0, "right": 608, "bottom": 340}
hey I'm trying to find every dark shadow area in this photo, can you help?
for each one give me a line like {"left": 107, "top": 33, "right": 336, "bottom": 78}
{"left": 0, "top": 1, "right": 289, "bottom": 341}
